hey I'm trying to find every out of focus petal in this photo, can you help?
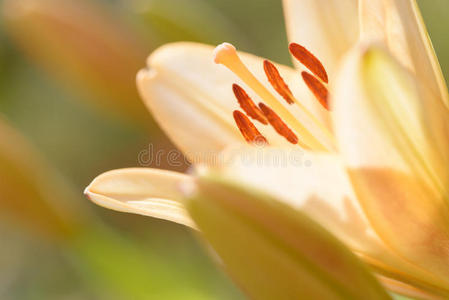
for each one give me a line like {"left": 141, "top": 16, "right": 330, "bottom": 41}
{"left": 0, "top": 119, "right": 80, "bottom": 240}
{"left": 2, "top": 0, "right": 150, "bottom": 123}
{"left": 186, "top": 174, "right": 390, "bottom": 300}
{"left": 211, "top": 146, "right": 449, "bottom": 298}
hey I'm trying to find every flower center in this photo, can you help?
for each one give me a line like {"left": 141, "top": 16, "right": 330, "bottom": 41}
{"left": 213, "top": 43, "right": 332, "bottom": 150}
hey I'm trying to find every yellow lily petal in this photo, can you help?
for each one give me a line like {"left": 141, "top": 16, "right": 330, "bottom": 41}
{"left": 212, "top": 146, "right": 449, "bottom": 298}
{"left": 85, "top": 168, "right": 194, "bottom": 228}
{"left": 334, "top": 45, "right": 449, "bottom": 199}
{"left": 333, "top": 46, "right": 449, "bottom": 282}
{"left": 137, "top": 42, "right": 330, "bottom": 162}
{"left": 358, "top": 0, "right": 389, "bottom": 45}
{"left": 389, "top": 0, "right": 449, "bottom": 106}
{"left": 186, "top": 175, "right": 390, "bottom": 300}
{"left": 214, "top": 146, "right": 379, "bottom": 254}
{"left": 282, "top": 0, "right": 358, "bottom": 76}
{"left": 359, "top": 0, "right": 449, "bottom": 106}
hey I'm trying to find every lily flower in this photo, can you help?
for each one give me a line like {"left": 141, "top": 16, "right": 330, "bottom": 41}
{"left": 85, "top": 0, "right": 449, "bottom": 298}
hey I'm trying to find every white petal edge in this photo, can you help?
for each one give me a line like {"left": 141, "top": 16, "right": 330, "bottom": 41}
{"left": 85, "top": 168, "right": 195, "bottom": 228}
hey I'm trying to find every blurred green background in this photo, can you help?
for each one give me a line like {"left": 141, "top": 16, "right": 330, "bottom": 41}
{"left": 0, "top": 0, "right": 447, "bottom": 299}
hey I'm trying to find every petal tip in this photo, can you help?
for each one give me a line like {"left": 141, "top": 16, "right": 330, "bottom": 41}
{"left": 136, "top": 67, "right": 157, "bottom": 88}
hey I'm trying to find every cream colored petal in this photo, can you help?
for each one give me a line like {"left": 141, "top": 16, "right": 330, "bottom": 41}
{"left": 137, "top": 42, "right": 331, "bottom": 162}
{"left": 358, "top": 0, "right": 389, "bottom": 45}
{"left": 334, "top": 45, "right": 449, "bottom": 197}
{"left": 359, "top": 0, "right": 449, "bottom": 106}
{"left": 187, "top": 174, "right": 390, "bottom": 300}
{"left": 390, "top": 0, "right": 449, "bottom": 106}
{"left": 333, "top": 45, "right": 449, "bottom": 284}
{"left": 282, "top": 0, "right": 359, "bottom": 76}
{"left": 85, "top": 168, "right": 194, "bottom": 228}
{"left": 211, "top": 146, "right": 449, "bottom": 297}
{"left": 359, "top": 0, "right": 409, "bottom": 65}
{"left": 213, "top": 146, "right": 381, "bottom": 254}
{"left": 348, "top": 168, "right": 449, "bottom": 298}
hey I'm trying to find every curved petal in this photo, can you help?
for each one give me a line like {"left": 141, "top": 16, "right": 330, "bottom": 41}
{"left": 334, "top": 45, "right": 449, "bottom": 199}
{"left": 187, "top": 174, "right": 390, "bottom": 300}
{"left": 390, "top": 0, "right": 449, "bottom": 106}
{"left": 137, "top": 42, "right": 331, "bottom": 163}
{"left": 85, "top": 168, "right": 194, "bottom": 228}
{"left": 282, "top": 0, "right": 359, "bottom": 77}
{"left": 213, "top": 146, "right": 381, "bottom": 254}
{"left": 333, "top": 45, "right": 449, "bottom": 286}
{"left": 210, "top": 146, "right": 449, "bottom": 298}
{"left": 359, "top": 0, "right": 449, "bottom": 106}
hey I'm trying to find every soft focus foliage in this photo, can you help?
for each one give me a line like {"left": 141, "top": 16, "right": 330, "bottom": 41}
{"left": 0, "top": 0, "right": 447, "bottom": 299}
{"left": 3, "top": 0, "right": 151, "bottom": 125}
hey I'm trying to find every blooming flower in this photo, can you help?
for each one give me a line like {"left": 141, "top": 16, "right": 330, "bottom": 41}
{"left": 85, "top": 0, "right": 449, "bottom": 298}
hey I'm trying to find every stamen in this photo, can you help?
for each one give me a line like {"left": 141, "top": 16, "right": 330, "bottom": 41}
{"left": 302, "top": 72, "right": 329, "bottom": 110}
{"left": 214, "top": 42, "right": 326, "bottom": 150}
{"left": 233, "top": 110, "right": 268, "bottom": 145}
{"left": 232, "top": 84, "right": 268, "bottom": 125}
{"left": 263, "top": 60, "right": 294, "bottom": 104}
{"left": 258, "top": 103, "right": 298, "bottom": 145}
{"left": 264, "top": 60, "right": 334, "bottom": 145}
{"left": 289, "top": 43, "right": 328, "bottom": 84}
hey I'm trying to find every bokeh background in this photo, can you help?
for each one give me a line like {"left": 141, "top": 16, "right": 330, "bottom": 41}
{"left": 0, "top": 0, "right": 448, "bottom": 299}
